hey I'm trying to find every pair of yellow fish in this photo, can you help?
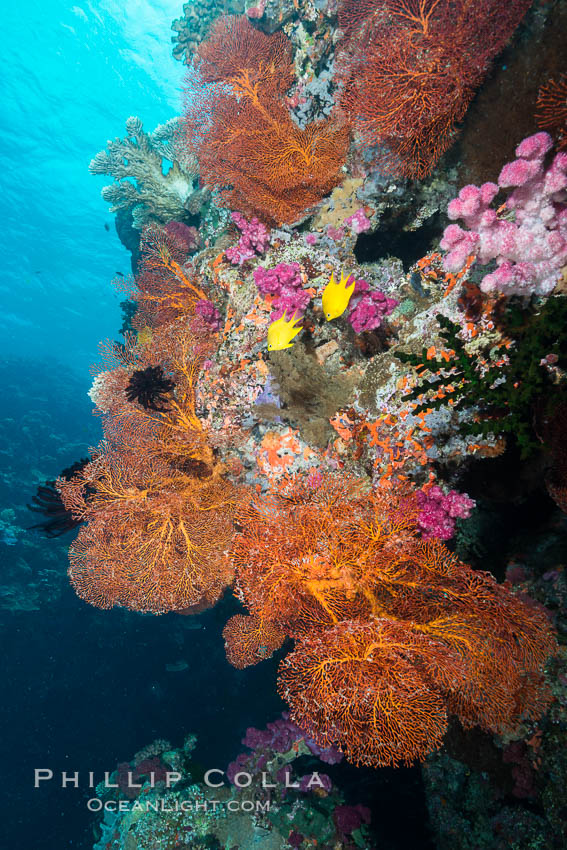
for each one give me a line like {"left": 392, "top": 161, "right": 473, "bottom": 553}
{"left": 267, "top": 271, "right": 355, "bottom": 351}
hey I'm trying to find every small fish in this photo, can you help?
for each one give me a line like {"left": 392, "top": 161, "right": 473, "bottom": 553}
{"left": 166, "top": 660, "right": 190, "bottom": 673}
{"left": 267, "top": 311, "right": 302, "bottom": 351}
{"left": 322, "top": 271, "right": 355, "bottom": 321}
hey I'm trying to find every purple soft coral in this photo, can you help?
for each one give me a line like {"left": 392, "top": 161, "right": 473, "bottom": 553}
{"left": 347, "top": 278, "right": 398, "bottom": 333}
{"left": 195, "top": 298, "right": 221, "bottom": 331}
{"left": 163, "top": 220, "right": 200, "bottom": 254}
{"left": 225, "top": 212, "right": 269, "bottom": 265}
{"left": 228, "top": 714, "right": 342, "bottom": 783}
{"left": 254, "top": 262, "right": 311, "bottom": 319}
{"left": 417, "top": 486, "right": 475, "bottom": 541}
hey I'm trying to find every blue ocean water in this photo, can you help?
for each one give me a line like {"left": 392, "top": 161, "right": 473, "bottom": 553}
{"left": 0, "top": 0, "right": 184, "bottom": 372}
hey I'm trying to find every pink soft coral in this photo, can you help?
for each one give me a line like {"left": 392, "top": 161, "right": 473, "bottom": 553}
{"left": 417, "top": 486, "right": 475, "bottom": 541}
{"left": 347, "top": 278, "right": 397, "bottom": 333}
{"left": 254, "top": 262, "right": 310, "bottom": 318}
{"left": 225, "top": 212, "right": 270, "bottom": 265}
{"left": 441, "top": 132, "right": 567, "bottom": 296}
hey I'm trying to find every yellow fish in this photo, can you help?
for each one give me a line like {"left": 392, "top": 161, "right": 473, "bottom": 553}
{"left": 322, "top": 271, "right": 355, "bottom": 321}
{"left": 267, "top": 310, "right": 302, "bottom": 351}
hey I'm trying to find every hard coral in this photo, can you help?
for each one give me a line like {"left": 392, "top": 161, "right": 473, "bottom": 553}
{"left": 90, "top": 117, "right": 197, "bottom": 229}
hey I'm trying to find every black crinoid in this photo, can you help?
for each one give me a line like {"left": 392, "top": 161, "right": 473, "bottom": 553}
{"left": 28, "top": 458, "right": 90, "bottom": 538}
{"left": 125, "top": 365, "right": 175, "bottom": 412}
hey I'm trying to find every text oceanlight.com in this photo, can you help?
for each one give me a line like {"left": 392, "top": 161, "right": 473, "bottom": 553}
{"left": 86, "top": 798, "right": 272, "bottom": 813}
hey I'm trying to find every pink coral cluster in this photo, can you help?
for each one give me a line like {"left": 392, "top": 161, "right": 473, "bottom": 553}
{"left": 195, "top": 298, "right": 221, "bottom": 331}
{"left": 254, "top": 261, "right": 311, "bottom": 318}
{"left": 347, "top": 278, "right": 398, "bottom": 333}
{"left": 334, "top": 804, "right": 372, "bottom": 840}
{"left": 245, "top": 0, "right": 266, "bottom": 19}
{"left": 417, "top": 485, "right": 475, "bottom": 541}
{"left": 326, "top": 225, "right": 346, "bottom": 241}
{"left": 441, "top": 132, "right": 567, "bottom": 296}
{"left": 232, "top": 714, "right": 342, "bottom": 772}
{"left": 163, "top": 220, "right": 200, "bottom": 254}
{"left": 226, "top": 714, "right": 343, "bottom": 793}
{"left": 344, "top": 207, "right": 372, "bottom": 234}
{"left": 225, "top": 212, "right": 270, "bottom": 265}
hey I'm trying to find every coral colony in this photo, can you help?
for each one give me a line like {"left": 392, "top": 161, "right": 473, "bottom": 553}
{"left": 30, "top": 1, "right": 567, "bottom": 847}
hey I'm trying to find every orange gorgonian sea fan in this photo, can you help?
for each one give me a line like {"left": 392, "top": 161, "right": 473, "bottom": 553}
{"left": 225, "top": 472, "right": 557, "bottom": 766}
{"left": 61, "top": 296, "right": 243, "bottom": 613}
{"left": 66, "top": 455, "right": 240, "bottom": 613}
{"left": 61, "top": 411, "right": 243, "bottom": 614}
{"left": 177, "top": 15, "right": 350, "bottom": 225}
{"left": 134, "top": 224, "right": 210, "bottom": 329}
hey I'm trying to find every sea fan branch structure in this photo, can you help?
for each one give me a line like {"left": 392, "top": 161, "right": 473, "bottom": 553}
{"left": 225, "top": 473, "right": 556, "bottom": 766}
{"left": 178, "top": 16, "right": 350, "bottom": 225}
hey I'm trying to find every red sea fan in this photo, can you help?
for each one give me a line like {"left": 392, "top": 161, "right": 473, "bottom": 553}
{"left": 337, "top": 0, "right": 532, "bottom": 178}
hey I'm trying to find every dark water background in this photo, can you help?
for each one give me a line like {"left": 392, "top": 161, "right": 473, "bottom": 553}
{"left": 0, "top": 359, "right": 434, "bottom": 850}
{"left": 0, "top": 357, "right": 433, "bottom": 849}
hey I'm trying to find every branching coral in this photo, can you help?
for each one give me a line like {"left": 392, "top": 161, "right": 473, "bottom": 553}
{"left": 225, "top": 472, "right": 556, "bottom": 766}
{"left": 90, "top": 117, "right": 198, "bottom": 229}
